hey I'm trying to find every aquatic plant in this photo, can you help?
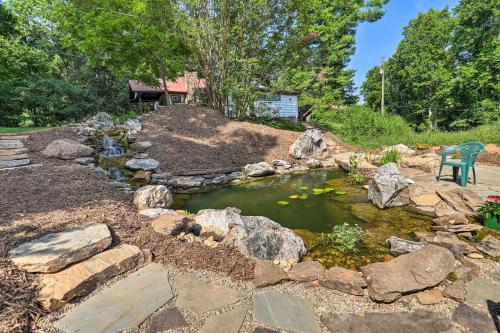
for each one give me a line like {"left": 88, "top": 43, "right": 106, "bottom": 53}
{"left": 335, "top": 190, "right": 346, "bottom": 195}
{"left": 313, "top": 187, "right": 335, "bottom": 195}
{"left": 299, "top": 194, "right": 308, "bottom": 199}
{"left": 347, "top": 154, "right": 365, "bottom": 185}
{"left": 319, "top": 223, "right": 364, "bottom": 254}
{"left": 289, "top": 195, "right": 299, "bottom": 199}
{"left": 380, "top": 149, "right": 401, "bottom": 165}
{"left": 277, "top": 200, "right": 290, "bottom": 205}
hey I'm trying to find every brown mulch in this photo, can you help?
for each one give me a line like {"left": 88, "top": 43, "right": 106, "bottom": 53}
{"left": 138, "top": 105, "right": 302, "bottom": 172}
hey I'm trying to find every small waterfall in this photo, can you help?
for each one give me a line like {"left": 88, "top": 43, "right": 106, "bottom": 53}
{"left": 108, "top": 167, "right": 125, "bottom": 181}
{"left": 102, "top": 135, "right": 125, "bottom": 157}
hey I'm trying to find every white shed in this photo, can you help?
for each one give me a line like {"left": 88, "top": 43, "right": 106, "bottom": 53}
{"left": 226, "top": 93, "right": 300, "bottom": 121}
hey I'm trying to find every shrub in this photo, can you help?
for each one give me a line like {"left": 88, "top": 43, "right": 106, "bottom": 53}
{"left": 319, "top": 223, "right": 364, "bottom": 254}
{"left": 380, "top": 150, "right": 401, "bottom": 165}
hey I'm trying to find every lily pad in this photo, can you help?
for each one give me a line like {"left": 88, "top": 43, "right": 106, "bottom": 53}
{"left": 335, "top": 190, "right": 346, "bottom": 195}
{"left": 299, "top": 194, "right": 309, "bottom": 199}
{"left": 313, "top": 187, "right": 335, "bottom": 195}
{"left": 289, "top": 194, "right": 299, "bottom": 199}
{"left": 277, "top": 200, "right": 290, "bottom": 205}
{"left": 299, "top": 186, "right": 308, "bottom": 190}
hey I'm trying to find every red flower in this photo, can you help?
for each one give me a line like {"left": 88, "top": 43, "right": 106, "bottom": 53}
{"left": 487, "top": 195, "right": 500, "bottom": 202}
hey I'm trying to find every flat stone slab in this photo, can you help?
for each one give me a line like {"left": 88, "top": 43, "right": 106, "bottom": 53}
{"left": 147, "top": 307, "right": 188, "bottom": 333}
{"left": 452, "top": 303, "right": 498, "bottom": 333}
{"left": 0, "top": 153, "right": 28, "bottom": 161}
{"left": 466, "top": 277, "right": 500, "bottom": 309}
{"left": 476, "top": 235, "right": 500, "bottom": 257}
{"left": 253, "top": 260, "right": 289, "bottom": 288}
{"left": 252, "top": 291, "right": 321, "bottom": 333}
{"left": 0, "top": 158, "right": 30, "bottom": 169}
{"left": 53, "top": 263, "right": 173, "bottom": 333}
{"left": 8, "top": 222, "right": 112, "bottom": 273}
{"left": 38, "top": 244, "right": 145, "bottom": 311}
{"left": 321, "top": 310, "right": 454, "bottom": 333}
{"left": 198, "top": 307, "right": 247, "bottom": 333}
{"left": 0, "top": 148, "right": 28, "bottom": 156}
{"left": 0, "top": 139, "right": 24, "bottom": 149}
{"left": 174, "top": 273, "right": 244, "bottom": 314}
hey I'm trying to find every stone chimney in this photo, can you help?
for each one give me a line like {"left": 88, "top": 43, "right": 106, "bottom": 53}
{"left": 185, "top": 71, "right": 199, "bottom": 105}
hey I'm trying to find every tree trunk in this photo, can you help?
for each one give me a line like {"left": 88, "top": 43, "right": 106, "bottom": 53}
{"left": 160, "top": 63, "right": 170, "bottom": 106}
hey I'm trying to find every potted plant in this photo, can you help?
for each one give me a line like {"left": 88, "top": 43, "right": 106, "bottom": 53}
{"left": 477, "top": 196, "right": 500, "bottom": 230}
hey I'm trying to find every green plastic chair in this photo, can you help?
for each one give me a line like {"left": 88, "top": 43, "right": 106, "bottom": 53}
{"left": 437, "top": 141, "right": 485, "bottom": 187}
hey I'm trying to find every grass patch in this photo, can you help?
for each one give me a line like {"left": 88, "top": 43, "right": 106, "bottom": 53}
{"left": 0, "top": 126, "right": 54, "bottom": 133}
{"left": 244, "top": 117, "right": 306, "bottom": 132}
{"left": 313, "top": 106, "right": 500, "bottom": 148}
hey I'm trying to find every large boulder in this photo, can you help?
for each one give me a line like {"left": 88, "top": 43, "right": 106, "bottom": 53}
{"left": 133, "top": 185, "right": 173, "bottom": 210}
{"left": 289, "top": 129, "right": 327, "bottom": 159}
{"left": 243, "top": 162, "right": 275, "bottom": 177}
{"left": 222, "top": 215, "right": 306, "bottom": 263}
{"left": 42, "top": 139, "right": 94, "bottom": 160}
{"left": 125, "top": 158, "right": 160, "bottom": 171}
{"left": 368, "top": 163, "right": 413, "bottom": 209}
{"left": 194, "top": 207, "right": 245, "bottom": 239}
{"left": 86, "top": 112, "right": 114, "bottom": 130}
{"left": 361, "top": 245, "right": 455, "bottom": 302}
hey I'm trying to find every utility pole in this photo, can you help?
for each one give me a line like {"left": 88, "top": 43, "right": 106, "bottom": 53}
{"left": 380, "top": 57, "right": 385, "bottom": 115}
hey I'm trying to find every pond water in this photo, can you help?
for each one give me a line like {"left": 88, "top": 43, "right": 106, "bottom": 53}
{"left": 174, "top": 169, "right": 433, "bottom": 269}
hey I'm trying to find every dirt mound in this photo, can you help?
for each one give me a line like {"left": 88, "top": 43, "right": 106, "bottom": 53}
{"left": 137, "top": 105, "right": 301, "bottom": 172}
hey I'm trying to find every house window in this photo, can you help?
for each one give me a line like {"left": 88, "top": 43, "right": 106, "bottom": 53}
{"left": 171, "top": 95, "right": 182, "bottom": 104}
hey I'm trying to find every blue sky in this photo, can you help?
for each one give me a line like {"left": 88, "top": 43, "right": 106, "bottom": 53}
{"left": 349, "top": 0, "right": 460, "bottom": 94}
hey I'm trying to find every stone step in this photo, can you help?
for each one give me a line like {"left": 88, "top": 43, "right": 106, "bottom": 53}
{"left": 0, "top": 139, "right": 24, "bottom": 149}
{"left": 0, "top": 134, "right": 28, "bottom": 140}
{"left": 53, "top": 263, "right": 174, "bottom": 333}
{"left": 38, "top": 244, "right": 146, "bottom": 312}
{"left": 0, "top": 158, "right": 30, "bottom": 169}
{"left": 8, "top": 222, "right": 112, "bottom": 273}
{"left": 0, "top": 148, "right": 28, "bottom": 156}
{"left": 0, "top": 153, "right": 28, "bottom": 161}
{"left": 0, "top": 163, "right": 43, "bottom": 171}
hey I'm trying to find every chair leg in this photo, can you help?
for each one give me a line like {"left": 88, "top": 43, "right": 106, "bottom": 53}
{"left": 472, "top": 166, "right": 477, "bottom": 184}
{"left": 437, "top": 164, "right": 444, "bottom": 181}
{"left": 460, "top": 166, "right": 469, "bottom": 187}
{"left": 452, "top": 166, "right": 459, "bottom": 182}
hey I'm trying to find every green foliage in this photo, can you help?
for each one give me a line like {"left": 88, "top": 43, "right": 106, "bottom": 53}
{"left": 314, "top": 106, "right": 413, "bottom": 145}
{"left": 319, "top": 223, "right": 364, "bottom": 254}
{"left": 275, "top": 0, "right": 387, "bottom": 112}
{"left": 346, "top": 153, "right": 365, "bottom": 185}
{"left": 277, "top": 200, "right": 290, "bottom": 205}
{"left": 361, "top": 1, "right": 500, "bottom": 130}
{"left": 314, "top": 105, "right": 500, "bottom": 148}
{"left": 380, "top": 150, "right": 401, "bottom": 165}
{"left": 245, "top": 117, "right": 305, "bottom": 132}
{"left": 0, "top": 1, "right": 134, "bottom": 127}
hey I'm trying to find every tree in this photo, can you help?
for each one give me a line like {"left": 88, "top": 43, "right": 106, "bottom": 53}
{"left": 360, "top": 65, "right": 382, "bottom": 111}
{"left": 361, "top": 8, "right": 454, "bottom": 129}
{"left": 181, "top": 0, "right": 307, "bottom": 117}
{"left": 51, "top": 0, "right": 188, "bottom": 103}
{"left": 450, "top": 0, "right": 500, "bottom": 128}
{"left": 276, "top": 0, "right": 387, "bottom": 113}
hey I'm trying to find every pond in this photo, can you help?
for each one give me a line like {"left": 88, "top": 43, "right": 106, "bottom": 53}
{"left": 174, "top": 169, "right": 433, "bottom": 269}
